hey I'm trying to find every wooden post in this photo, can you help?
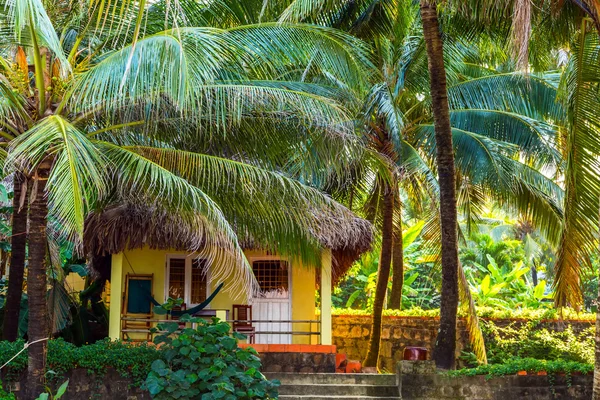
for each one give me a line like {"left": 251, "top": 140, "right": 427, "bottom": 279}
{"left": 109, "top": 253, "right": 124, "bottom": 340}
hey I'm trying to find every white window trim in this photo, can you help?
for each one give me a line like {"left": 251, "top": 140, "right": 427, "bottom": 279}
{"left": 165, "top": 254, "right": 211, "bottom": 307}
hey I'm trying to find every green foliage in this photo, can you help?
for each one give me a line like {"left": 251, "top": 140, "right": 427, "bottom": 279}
{"left": 36, "top": 378, "right": 69, "bottom": 400}
{"left": 333, "top": 220, "right": 439, "bottom": 310}
{"left": 143, "top": 317, "right": 278, "bottom": 399}
{"left": 450, "top": 358, "right": 593, "bottom": 378}
{"left": 0, "top": 339, "right": 160, "bottom": 386}
{"left": 0, "top": 380, "right": 16, "bottom": 400}
{"left": 466, "top": 254, "right": 553, "bottom": 309}
{"left": 331, "top": 306, "right": 594, "bottom": 321}
{"left": 482, "top": 321, "right": 594, "bottom": 365}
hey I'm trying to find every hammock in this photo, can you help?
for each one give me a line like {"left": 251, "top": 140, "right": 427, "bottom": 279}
{"left": 144, "top": 282, "right": 225, "bottom": 317}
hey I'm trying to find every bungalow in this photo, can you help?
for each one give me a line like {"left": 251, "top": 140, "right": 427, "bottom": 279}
{"left": 84, "top": 202, "right": 372, "bottom": 346}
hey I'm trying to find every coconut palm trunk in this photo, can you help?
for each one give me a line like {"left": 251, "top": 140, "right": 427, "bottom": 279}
{"left": 25, "top": 172, "right": 49, "bottom": 400}
{"left": 389, "top": 205, "right": 404, "bottom": 310}
{"left": 363, "top": 183, "right": 394, "bottom": 368}
{"left": 420, "top": 0, "right": 460, "bottom": 369}
{"left": 3, "top": 174, "right": 28, "bottom": 341}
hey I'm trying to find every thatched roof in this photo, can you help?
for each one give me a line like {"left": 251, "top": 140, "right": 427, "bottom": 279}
{"left": 84, "top": 202, "right": 372, "bottom": 284}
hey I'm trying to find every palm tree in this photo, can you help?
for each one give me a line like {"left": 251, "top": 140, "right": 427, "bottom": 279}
{"left": 279, "top": 0, "right": 569, "bottom": 368}
{"left": 0, "top": 1, "right": 373, "bottom": 397}
{"left": 419, "top": 0, "right": 460, "bottom": 369}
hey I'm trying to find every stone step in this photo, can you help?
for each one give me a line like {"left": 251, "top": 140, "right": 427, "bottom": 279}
{"left": 279, "top": 384, "right": 399, "bottom": 397}
{"left": 267, "top": 373, "right": 397, "bottom": 386}
{"left": 279, "top": 396, "right": 400, "bottom": 400}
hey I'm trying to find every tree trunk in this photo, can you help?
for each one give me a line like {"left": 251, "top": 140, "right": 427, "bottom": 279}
{"left": 3, "top": 174, "right": 28, "bottom": 341}
{"left": 389, "top": 204, "right": 404, "bottom": 310}
{"left": 25, "top": 173, "right": 49, "bottom": 400}
{"left": 531, "top": 263, "right": 538, "bottom": 287}
{"left": 363, "top": 185, "right": 394, "bottom": 368}
{"left": 420, "top": 0, "right": 460, "bottom": 370}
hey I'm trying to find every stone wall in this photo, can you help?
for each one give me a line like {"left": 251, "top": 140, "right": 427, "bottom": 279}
{"left": 332, "top": 315, "right": 594, "bottom": 370}
{"left": 399, "top": 361, "right": 593, "bottom": 400}
{"left": 6, "top": 368, "right": 150, "bottom": 400}
{"left": 260, "top": 352, "right": 336, "bottom": 373}
{"left": 239, "top": 343, "right": 337, "bottom": 373}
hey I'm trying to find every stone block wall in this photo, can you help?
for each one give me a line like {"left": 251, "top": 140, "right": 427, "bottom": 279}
{"left": 6, "top": 368, "right": 150, "bottom": 400}
{"left": 239, "top": 343, "right": 337, "bottom": 373}
{"left": 332, "top": 315, "right": 470, "bottom": 370}
{"left": 260, "top": 352, "right": 336, "bottom": 373}
{"left": 398, "top": 361, "right": 593, "bottom": 400}
{"left": 332, "top": 315, "right": 594, "bottom": 370}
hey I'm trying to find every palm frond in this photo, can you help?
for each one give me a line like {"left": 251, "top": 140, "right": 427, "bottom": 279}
{"left": 6, "top": 116, "right": 108, "bottom": 242}
{"left": 553, "top": 25, "right": 600, "bottom": 308}
{"left": 123, "top": 145, "right": 368, "bottom": 268}
{"left": 458, "top": 262, "right": 487, "bottom": 364}
{"left": 449, "top": 109, "right": 561, "bottom": 168}
{"left": 67, "top": 26, "right": 369, "bottom": 129}
{"left": 4, "top": 0, "right": 69, "bottom": 74}
{"left": 96, "top": 141, "right": 257, "bottom": 294}
{"left": 447, "top": 73, "right": 564, "bottom": 122}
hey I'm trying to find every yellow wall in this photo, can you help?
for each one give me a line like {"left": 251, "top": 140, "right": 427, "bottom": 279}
{"left": 111, "top": 247, "right": 319, "bottom": 344}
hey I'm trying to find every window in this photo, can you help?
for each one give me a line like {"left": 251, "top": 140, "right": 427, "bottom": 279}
{"left": 166, "top": 256, "right": 209, "bottom": 306}
{"left": 167, "top": 258, "right": 186, "bottom": 300}
{"left": 191, "top": 259, "right": 208, "bottom": 304}
{"left": 252, "top": 260, "right": 289, "bottom": 299}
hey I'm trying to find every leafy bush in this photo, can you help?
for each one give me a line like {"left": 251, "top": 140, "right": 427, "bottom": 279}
{"left": 143, "top": 316, "right": 279, "bottom": 399}
{"left": 0, "top": 338, "right": 160, "bottom": 385}
{"left": 450, "top": 357, "right": 593, "bottom": 378}
{"left": 0, "top": 380, "right": 16, "bottom": 400}
{"left": 331, "top": 306, "right": 595, "bottom": 321}
{"left": 482, "top": 321, "right": 594, "bottom": 364}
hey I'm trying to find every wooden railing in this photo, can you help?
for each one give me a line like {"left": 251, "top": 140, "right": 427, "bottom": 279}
{"left": 120, "top": 316, "right": 321, "bottom": 343}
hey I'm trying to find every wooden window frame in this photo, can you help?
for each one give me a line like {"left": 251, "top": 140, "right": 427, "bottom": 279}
{"left": 165, "top": 254, "right": 211, "bottom": 307}
{"left": 248, "top": 256, "right": 292, "bottom": 302}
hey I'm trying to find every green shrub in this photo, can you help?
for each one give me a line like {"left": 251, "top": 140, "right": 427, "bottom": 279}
{"left": 331, "top": 306, "right": 595, "bottom": 320}
{"left": 483, "top": 321, "right": 594, "bottom": 364}
{"left": 143, "top": 317, "right": 278, "bottom": 400}
{"left": 450, "top": 357, "right": 593, "bottom": 378}
{"left": 0, "top": 381, "right": 16, "bottom": 400}
{"left": 0, "top": 338, "right": 160, "bottom": 386}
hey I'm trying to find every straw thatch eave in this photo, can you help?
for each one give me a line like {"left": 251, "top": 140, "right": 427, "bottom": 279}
{"left": 83, "top": 202, "right": 372, "bottom": 284}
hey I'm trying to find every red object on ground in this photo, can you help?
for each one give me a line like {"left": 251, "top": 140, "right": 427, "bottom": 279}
{"left": 336, "top": 353, "right": 348, "bottom": 372}
{"left": 346, "top": 360, "right": 362, "bottom": 373}
{"left": 517, "top": 370, "right": 527, "bottom": 376}
{"left": 403, "top": 347, "right": 428, "bottom": 360}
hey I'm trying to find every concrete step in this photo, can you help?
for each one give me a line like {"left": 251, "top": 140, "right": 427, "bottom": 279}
{"left": 267, "top": 373, "right": 397, "bottom": 386}
{"left": 278, "top": 383, "right": 399, "bottom": 397}
{"left": 279, "top": 396, "right": 400, "bottom": 400}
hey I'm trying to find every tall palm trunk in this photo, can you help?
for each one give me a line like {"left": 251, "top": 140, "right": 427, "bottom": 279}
{"left": 3, "top": 175, "right": 28, "bottom": 341}
{"left": 363, "top": 184, "right": 394, "bottom": 368}
{"left": 389, "top": 205, "right": 404, "bottom": 310}
{"left": 420, "top": 0, "right": 459, "bottom": 370}
{"left": 26, "top": 173, "right": 49, "bottom": 400}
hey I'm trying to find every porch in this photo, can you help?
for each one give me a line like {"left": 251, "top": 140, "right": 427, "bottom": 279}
{"left": 107, "top": 247, "right": 333, "bottom": 345}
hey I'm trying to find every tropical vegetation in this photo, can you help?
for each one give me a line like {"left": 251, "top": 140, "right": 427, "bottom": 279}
{"left": 1, "top": 0, "right": 600, "bottom": 397}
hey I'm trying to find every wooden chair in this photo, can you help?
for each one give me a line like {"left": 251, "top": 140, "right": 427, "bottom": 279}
{"left": 121, "top": 274, "right": 154, "bottom": 342}
{"left": 232, "top": 304, "right": 255, "bottom": 344}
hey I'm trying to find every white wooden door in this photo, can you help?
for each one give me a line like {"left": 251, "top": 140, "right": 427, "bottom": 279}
{"left": 250, "top": 259, "right": 292, "bottom": 344}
